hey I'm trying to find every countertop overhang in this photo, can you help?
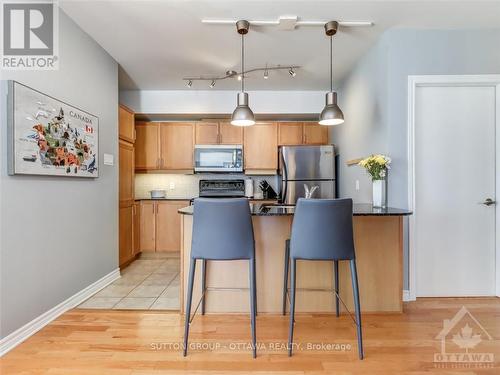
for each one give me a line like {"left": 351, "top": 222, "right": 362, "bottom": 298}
{"left": 178, "top": 203, "right": 412, "bottom": 216}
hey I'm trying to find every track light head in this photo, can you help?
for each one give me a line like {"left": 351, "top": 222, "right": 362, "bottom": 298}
{"left": 210, "top": 80, "right": 216, "bottom": 88}
{"left": 187, "top": 80, "right": 193, "bottom": 88}
{"left": 324, "top": 21, "right": 339, "bottom": 36}
{"left": 289, "top": 68, "right": 296, "bottom": 77}
{"left": 236, "top": 20, "right": 250, "bottom": 34}
{"left": 264, "top": 70, "right": 269, "bottom": 79}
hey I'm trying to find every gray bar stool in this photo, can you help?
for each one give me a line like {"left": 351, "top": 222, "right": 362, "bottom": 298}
{"left": 283, "top": 198, "right": 364, "bottom": 359}
{"left": 183, "top": 198, "right": 257, "bottom": 358}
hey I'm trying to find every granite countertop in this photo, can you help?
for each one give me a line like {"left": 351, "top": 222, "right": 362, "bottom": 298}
{"left": 136, "top": 197, "right": 193, "bottom": 201}
{"left": 178, "top": 203, "right": 412, "bottom": 216}
{"left": 136, "top": 197, "right": 278, "bottom": 201}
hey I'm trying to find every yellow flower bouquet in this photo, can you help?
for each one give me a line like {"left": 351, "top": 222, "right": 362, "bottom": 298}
{"left": 358, "top": 154, "right": 391, "bottom": 181}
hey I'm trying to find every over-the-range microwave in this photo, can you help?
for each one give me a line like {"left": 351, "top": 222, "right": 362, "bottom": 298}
{"left": 194, "top": 145, "right": 243, "bottom": 173}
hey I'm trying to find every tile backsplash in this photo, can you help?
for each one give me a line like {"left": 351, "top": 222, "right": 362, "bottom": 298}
{"left": 135, "top": 173, "right": 279, "bottom": 199}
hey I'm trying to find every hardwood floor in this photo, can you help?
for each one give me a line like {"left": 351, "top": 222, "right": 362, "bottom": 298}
{"left": 1, "top": 298, "right": 499, "bottom": 374}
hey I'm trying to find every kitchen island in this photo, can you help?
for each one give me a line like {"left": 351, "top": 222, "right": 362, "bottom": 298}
{"left": 178, "top": 203, "right": 411, "bottom": 314}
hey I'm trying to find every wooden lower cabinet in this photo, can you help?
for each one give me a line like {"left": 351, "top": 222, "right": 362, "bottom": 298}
{"left": 133, "top": 202, "right": 140, "bottom": 255}
{"left": 156, "top": 201, "right": 187, "bottom": 252}
{"left": 139, "top": 201, "right": 156, "bottom": 252}
{"left": 119, "top": 203, "right": 141, "bottom": 267}
{"left": 119, "top": 204, "right": 134, "bottom": 266}
{"left": 139, "top": 200, "right": 189, "bottom": 253}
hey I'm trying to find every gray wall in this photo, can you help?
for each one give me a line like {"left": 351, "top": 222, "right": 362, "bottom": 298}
{"left": 332, "top": 28, "right": 500, "bottom": 289}
{"left": 0, "top": 10, "right": 118, "bottom": 338}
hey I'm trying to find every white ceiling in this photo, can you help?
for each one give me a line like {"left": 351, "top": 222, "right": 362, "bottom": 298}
{"left": 60, "top": 1, "right": 500, "bottom": 91}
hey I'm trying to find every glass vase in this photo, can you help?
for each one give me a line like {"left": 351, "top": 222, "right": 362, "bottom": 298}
{"left": 372, "top": 179, "right": 387, "bottom": 208}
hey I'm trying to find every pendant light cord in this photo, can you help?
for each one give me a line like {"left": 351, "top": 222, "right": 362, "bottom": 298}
{"left": 330, "top": 35, "right": 333, "bottom": 92}
{"left": 241, "top": 33, "right": 245, "bottom": 93}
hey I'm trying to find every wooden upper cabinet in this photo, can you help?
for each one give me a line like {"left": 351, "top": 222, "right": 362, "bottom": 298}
{"left": 160, "top": 122, "right": 194, "bottom": 170}
{"left": 195, "top": 121, "right": 243, "bottom": 145}
{"left": 243, "top": 122, "right": 278, "bottom": 171}
{"left": 155, "top": 200, "right": 187, "bottom": 252}
{"left": 219, "top": 122, "right": 243, "bottom": 144}
{"left": 135, "top": 122, "right": 160, "bottom": 170}
{"left": 119, "top": 105, "right": 135, "bottom": 143}
{"left": 195, "top": 122, "right": 219, "bottom": 144}
{"left": 304, "top": 123, "right": 329, "bottom": 145}
{"left": 278, "top": 122, "right": 304, "bottom": 145}
{"left": 119, "top": 139, "right": 134, "bottom": 203}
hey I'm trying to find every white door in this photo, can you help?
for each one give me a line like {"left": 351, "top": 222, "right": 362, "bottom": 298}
{"left": 415, "top": 85, "right": 496, "bottom": 296}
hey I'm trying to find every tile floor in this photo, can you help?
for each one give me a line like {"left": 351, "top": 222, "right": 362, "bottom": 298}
{"left": 78, "top": 253, "right": 180, "bottom": 310}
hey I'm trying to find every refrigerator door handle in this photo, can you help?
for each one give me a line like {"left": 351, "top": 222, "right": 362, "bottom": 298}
{"left": 280, "top": 150, "right": 288, "bottom": 204}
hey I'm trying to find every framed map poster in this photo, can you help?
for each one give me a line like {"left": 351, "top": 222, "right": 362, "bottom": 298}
{"left": 7, "top": 81, "right": 99, "bottom": 178}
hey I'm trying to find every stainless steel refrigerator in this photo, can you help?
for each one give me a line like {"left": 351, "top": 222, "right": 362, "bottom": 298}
{"left": 278, "top": 145, "right": 336, "bottom": 204}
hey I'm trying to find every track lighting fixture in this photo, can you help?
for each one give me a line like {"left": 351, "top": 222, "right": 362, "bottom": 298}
{"left": 183, "top": 65, "right": 300, "bottom": 86}
{"left": 187, "top": 80, "right": 192, "bottom": 88}
{"left": 319, "top": 21, "right": 344, "bottom": 126}
{"left": 210, "top": 80, "right": 216, "bottom": 88}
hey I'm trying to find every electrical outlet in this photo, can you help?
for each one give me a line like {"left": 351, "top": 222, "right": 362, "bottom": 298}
{"left": 169, "top": 182, "right": 175, "bottom": 190}
{"left": 355, "top": 180, "right": 360, "bottom": 191}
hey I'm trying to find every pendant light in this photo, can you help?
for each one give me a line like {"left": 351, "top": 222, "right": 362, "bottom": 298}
{"left": 231, "top": 20, "right": 255, "bottom": 126}
{"left": 319, "top": 21, "right": 344, "bottom": 126}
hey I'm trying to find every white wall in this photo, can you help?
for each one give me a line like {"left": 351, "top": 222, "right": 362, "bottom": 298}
{"left": 0, "top": 10, "right": 118, "bottom": 338}
{"left": 120, "top": 90, "right": 325, "bottom": 114}
{"left": 332, "top": 28, "right": 500, "bottom": 289}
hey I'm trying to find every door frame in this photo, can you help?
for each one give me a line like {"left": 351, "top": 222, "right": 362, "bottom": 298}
{"left": 407, "top": 74, "right": 500, "bottom": 300}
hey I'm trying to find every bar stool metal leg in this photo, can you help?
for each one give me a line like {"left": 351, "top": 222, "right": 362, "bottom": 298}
{"left": 350, "top": 259, "right": 364, "bottom": 359}
{"left": 201, "top": 259, "right": 207, "bottom": 315}
{"left": 253, "top": 256, "right": 258, "bottom": 316}
{"left": 334, "top": 260, "right": 339, "bottom": 317}
{"left": 282, "top": 240, "right": 290, "bottom": 315}
{"left": 183, "top": 258, "right": 196, "bottom": 357}
{"left": 288, "top": 259, "right": 297, "bottom": 357}
{"left": 249, "top": 257, "right": 257, "bottom": 358}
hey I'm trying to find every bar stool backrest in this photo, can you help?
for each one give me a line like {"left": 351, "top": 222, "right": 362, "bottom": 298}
{"left": 191, "top": 198, "right": 255, "bottom": 260}
{"left": 290, "top": 198, "right": 355, "bottom": 260}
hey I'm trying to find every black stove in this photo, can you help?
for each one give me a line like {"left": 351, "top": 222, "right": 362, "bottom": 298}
{"left": 198, "top": 179, "right": 245, "bottom": 198}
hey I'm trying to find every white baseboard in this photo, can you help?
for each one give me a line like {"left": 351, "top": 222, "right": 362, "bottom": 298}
{"left": 403, "top": 289, "right": 415, "bottom": 302}
{"left": 0, "top": 268, "right": 120, "bottom": 357}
